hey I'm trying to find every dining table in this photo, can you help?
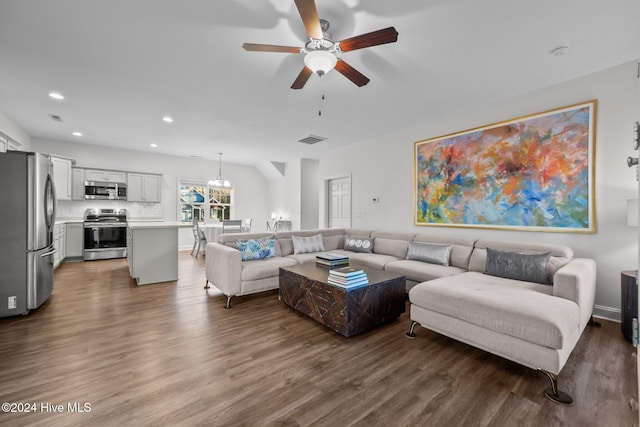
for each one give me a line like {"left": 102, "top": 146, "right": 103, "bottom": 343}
{"left": 202, "top": 223, "right": 223, "bottom": 243}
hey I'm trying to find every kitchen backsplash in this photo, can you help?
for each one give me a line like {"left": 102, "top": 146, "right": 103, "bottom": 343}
{"left": 58, "top": 200, "right": 163, "bottom": 220}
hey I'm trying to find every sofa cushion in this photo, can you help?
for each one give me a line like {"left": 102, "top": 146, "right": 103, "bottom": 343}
{"left": 469, "top": 240, "right": 572, "bottom": 278}
{"left": 385, "top": 260, "right": 465, "bottom": 283}
{"left": 408, "top": 271, "right": 580, "bottom": 349}
{"left": 370, "top": 231, "right": 414, "bottom": 258}
{"left": 331, "top": 250, "right": 399, "bottom": 269}
{"left": 323, "top": 235, "right": 344, "bottom": 251}
{"left": 292, "top": 234, "right": 325, "bottom": 254}
{"left": 286, "top": 253, "right": 319, "bottom": 264}
{"left": 344, "top": 236, "right": 375, "bottom": 253}
{"left": 236, "top": 236, "right": 276, "bottom": 261}
{"left": 241, "top": 256, "right": 298, "bottom": 281}
{"left": 486, "top": 248, "right": 551, "bottom": 285}
{"left": 407, "top": 242, "right": 451, "bottom": 266}
{"left": 411, "top": 235, "right": 475, "bottom": 270}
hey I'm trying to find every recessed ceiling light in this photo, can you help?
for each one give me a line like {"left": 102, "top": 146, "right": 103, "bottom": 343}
{"left": 72, "top": 131, "right": 82, "bottom": 137}
{"left": 49, "top": 92, "right": 65, "bottom": 100}
{"left": 550, "top": 45, "right": 569, "bottom": 56}
{"left": 162, "top": 116, "right": 174, "bottom": 123}
{"left": 150, "top": 143, "right": 158, "bottom": 148}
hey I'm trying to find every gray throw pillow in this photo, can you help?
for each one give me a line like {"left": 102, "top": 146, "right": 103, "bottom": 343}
{"left": 406, "top": 242, "right": 451, "bottom": 266}
{"left": 344, "top": 235, "right": 375, "bottom": 253}
{"left": 292, "top": 234, "right": 325, "bottom": 254}
{"left": 485, "top": 248, "right": 551, "bottom": 285}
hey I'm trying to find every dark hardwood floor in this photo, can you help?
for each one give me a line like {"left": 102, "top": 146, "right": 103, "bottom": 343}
{"left": 0, "top": 252, "right": 637, "bottom": 426}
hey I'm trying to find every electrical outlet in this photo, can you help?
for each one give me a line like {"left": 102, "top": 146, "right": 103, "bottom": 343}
{"left": 8, "top": 296, "right": 16, "bottom": 309}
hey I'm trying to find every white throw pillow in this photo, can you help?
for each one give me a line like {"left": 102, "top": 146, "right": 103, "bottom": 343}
{"left": 406, "top": 242, "right": 451, "bottom": 266}
{"left": 292, "top": 234, "right": 325, "bottom": 254}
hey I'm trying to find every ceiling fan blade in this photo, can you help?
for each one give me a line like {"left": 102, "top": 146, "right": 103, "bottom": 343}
{"left": 291, "top": 66, "right": 313, "bottom": 90}
{"left": 338, "top": 27, "right": 399, "bottom": 52}
{"left": 334, "top": 59, "right": 370, "bottom": 87}
{"left": 294, "top": 0, "right": 323, "bottom": 39}
{"left": 242, "top": 43, "right": 302, "bottom": 54}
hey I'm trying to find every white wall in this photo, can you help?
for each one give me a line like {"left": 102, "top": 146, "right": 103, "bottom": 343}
{"left": 0, "top": 111, "right": 31, "bottom": 150}
{"left": 300, "top": 159, "right": 320, "bottom": 230}
{"left": 266, "top": 160, "right": 301, "bottom": 229}
{"left": 317, "top": 60, "right": 640, "bottom": 321}
{"left": 31, "top": 138, "right": 270, "bottom": 248}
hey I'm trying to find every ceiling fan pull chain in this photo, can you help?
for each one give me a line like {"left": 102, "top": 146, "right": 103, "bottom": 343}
{"left": 318, "top": 94, "right": 324, "bottom": 116}
{"left": 318, "top": 94, "right": 325, "bottom": 116}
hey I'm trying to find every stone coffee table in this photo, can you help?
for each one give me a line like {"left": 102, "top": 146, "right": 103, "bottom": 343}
{"left": 279, "top": 262, "right": 406, "bottom": 337}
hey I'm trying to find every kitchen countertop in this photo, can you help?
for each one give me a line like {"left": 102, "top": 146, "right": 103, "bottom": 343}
{"left": 127, "top": 221, "right": 190, "bottom": 229}
{"left": 55, "top": 218, "right": 83, "bottom": 225}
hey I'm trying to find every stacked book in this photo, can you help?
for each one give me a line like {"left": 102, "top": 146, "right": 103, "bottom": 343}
{"left": 316, "top": 252, "right": 349, "bottom": 267}
{"left": 327, "top": 266, "right": 369, "bottom": 290}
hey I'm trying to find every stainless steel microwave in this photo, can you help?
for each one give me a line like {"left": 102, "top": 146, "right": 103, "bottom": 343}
{"left": 84, "top": 181, "right": 127, "bottom": 200}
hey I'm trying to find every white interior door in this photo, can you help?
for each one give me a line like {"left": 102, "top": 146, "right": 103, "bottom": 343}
{"left": 328, "top": 176, "right": 351, "bottom": 229}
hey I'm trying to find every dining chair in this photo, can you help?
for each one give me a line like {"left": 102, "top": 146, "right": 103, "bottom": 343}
{"left": 275, "top": 220, "right": 292, "bottom": 232}
{"left": 241, "top": 218, "right": 252, "bottom": 233}
{"left": 222, "top": 219, "right": 243, "bottom": 234}
{"left": 191, "top": 218, "right": 207, "bottom": 257}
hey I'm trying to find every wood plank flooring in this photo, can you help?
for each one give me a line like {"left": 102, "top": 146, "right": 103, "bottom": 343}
{"left": 0, "top": 252, "right": 637, "bottom": 426}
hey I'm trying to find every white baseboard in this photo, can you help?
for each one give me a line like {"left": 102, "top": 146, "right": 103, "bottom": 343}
{"left": 593, "top": 305, "right": 622, "bottom": 323}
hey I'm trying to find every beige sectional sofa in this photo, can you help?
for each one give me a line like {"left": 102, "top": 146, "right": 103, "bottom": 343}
{"left": 204, "top": 228, "right": 596, "bottom": 404}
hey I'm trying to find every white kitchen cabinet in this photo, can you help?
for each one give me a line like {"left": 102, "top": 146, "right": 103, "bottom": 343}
{"left": 127, "top": 173, "right": 162, "bottom": 203}
{"left": 53, "top": 223, "right": 66, "bottom": 268}
{"left": 51, "top": 157, "right": 72, "bottom": 200}
{"left": 127, "top": 223, "right": 179, "bottom": 285}
{"left": 65, "top": 222, "right": 83, "bottom": 258}
{"left": 71, "top": 168, "right": 85, "bottom": 200}
{"left": 85, "top": 169, "right": 126, "bottom": 183}
{"left": 0, "top": 133, "right": 21, "bottom": 152}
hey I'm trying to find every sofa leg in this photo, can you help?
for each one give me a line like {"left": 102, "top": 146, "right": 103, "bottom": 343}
{"left": 406, "top": 320, "right": 418, "bottom": 339}
{"left": 204, "top": 280, "right": 210, "bottom": 290}
{"left": 224, "top": 295, "right": 232, "bottom": 310}
{"left": 539, "top": 369, "right": 573, "bottom": 405}
{"left": 588, "top": 316, "right": 602, "bottom": 327}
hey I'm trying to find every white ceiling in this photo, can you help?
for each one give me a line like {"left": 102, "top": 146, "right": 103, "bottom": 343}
{"left": 0, "top": 0, "right": 639, "bottom": 166}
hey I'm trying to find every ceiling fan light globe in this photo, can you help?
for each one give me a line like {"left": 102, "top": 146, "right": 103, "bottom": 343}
{"left": 304, "top": 50, "right": 337, "bottom": 75}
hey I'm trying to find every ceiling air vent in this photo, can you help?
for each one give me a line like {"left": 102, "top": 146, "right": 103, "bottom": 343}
{"left": 49, "top": 114, "right": 63, "bottom": 122}
{"left": 298, "top": 135, "right": 326, "bottom": 145}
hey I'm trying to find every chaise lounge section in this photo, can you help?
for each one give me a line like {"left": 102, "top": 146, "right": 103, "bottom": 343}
{"left": 406, "top": 239, "right": 597, "bottom": 404}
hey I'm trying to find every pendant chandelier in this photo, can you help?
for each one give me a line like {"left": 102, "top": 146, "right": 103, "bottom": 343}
{"left": 208, "top": 152, "right": 231, "bottom": 188}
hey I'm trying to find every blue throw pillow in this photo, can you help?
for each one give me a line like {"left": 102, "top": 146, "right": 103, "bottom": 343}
{"left": 236, "top": 236, "right": 276, "bottom": 261}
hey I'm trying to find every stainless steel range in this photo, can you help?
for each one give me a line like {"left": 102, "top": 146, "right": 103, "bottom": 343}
{"left": 83, "top": 208, "right": 127, "bottom": 260}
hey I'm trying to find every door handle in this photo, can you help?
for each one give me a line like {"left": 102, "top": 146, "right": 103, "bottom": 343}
{"left": 40, "top": 249, "right": 57, "bottom": 257}
{"left": 628, "top": 157, "right": 638, "bottom": 167}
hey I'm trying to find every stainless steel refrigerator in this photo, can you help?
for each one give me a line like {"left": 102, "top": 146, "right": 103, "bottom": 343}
{"left": 0, "top": 151, "right": 56, "bottom": 317}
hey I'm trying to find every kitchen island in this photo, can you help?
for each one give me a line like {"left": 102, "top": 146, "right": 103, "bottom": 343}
{"left": 126, "top": 222, "right": 188, "bottom": 285}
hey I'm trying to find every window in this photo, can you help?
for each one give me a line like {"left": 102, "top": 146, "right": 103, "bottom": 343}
{"left": 178, "top": 181, "right": 232, "bottom": 223}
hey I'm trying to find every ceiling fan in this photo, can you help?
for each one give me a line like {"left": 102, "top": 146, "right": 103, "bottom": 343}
{"left": 242, "top": 0, "right": 399, "bottom": 89}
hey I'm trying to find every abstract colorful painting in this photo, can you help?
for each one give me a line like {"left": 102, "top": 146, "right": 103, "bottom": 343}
{"left": 414, "top": 101, "right": 596, "bottom": 232}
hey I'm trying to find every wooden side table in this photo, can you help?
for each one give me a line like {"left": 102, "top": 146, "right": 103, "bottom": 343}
{"left": 621, "top": 270, "right": 638, "bottom": 343}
